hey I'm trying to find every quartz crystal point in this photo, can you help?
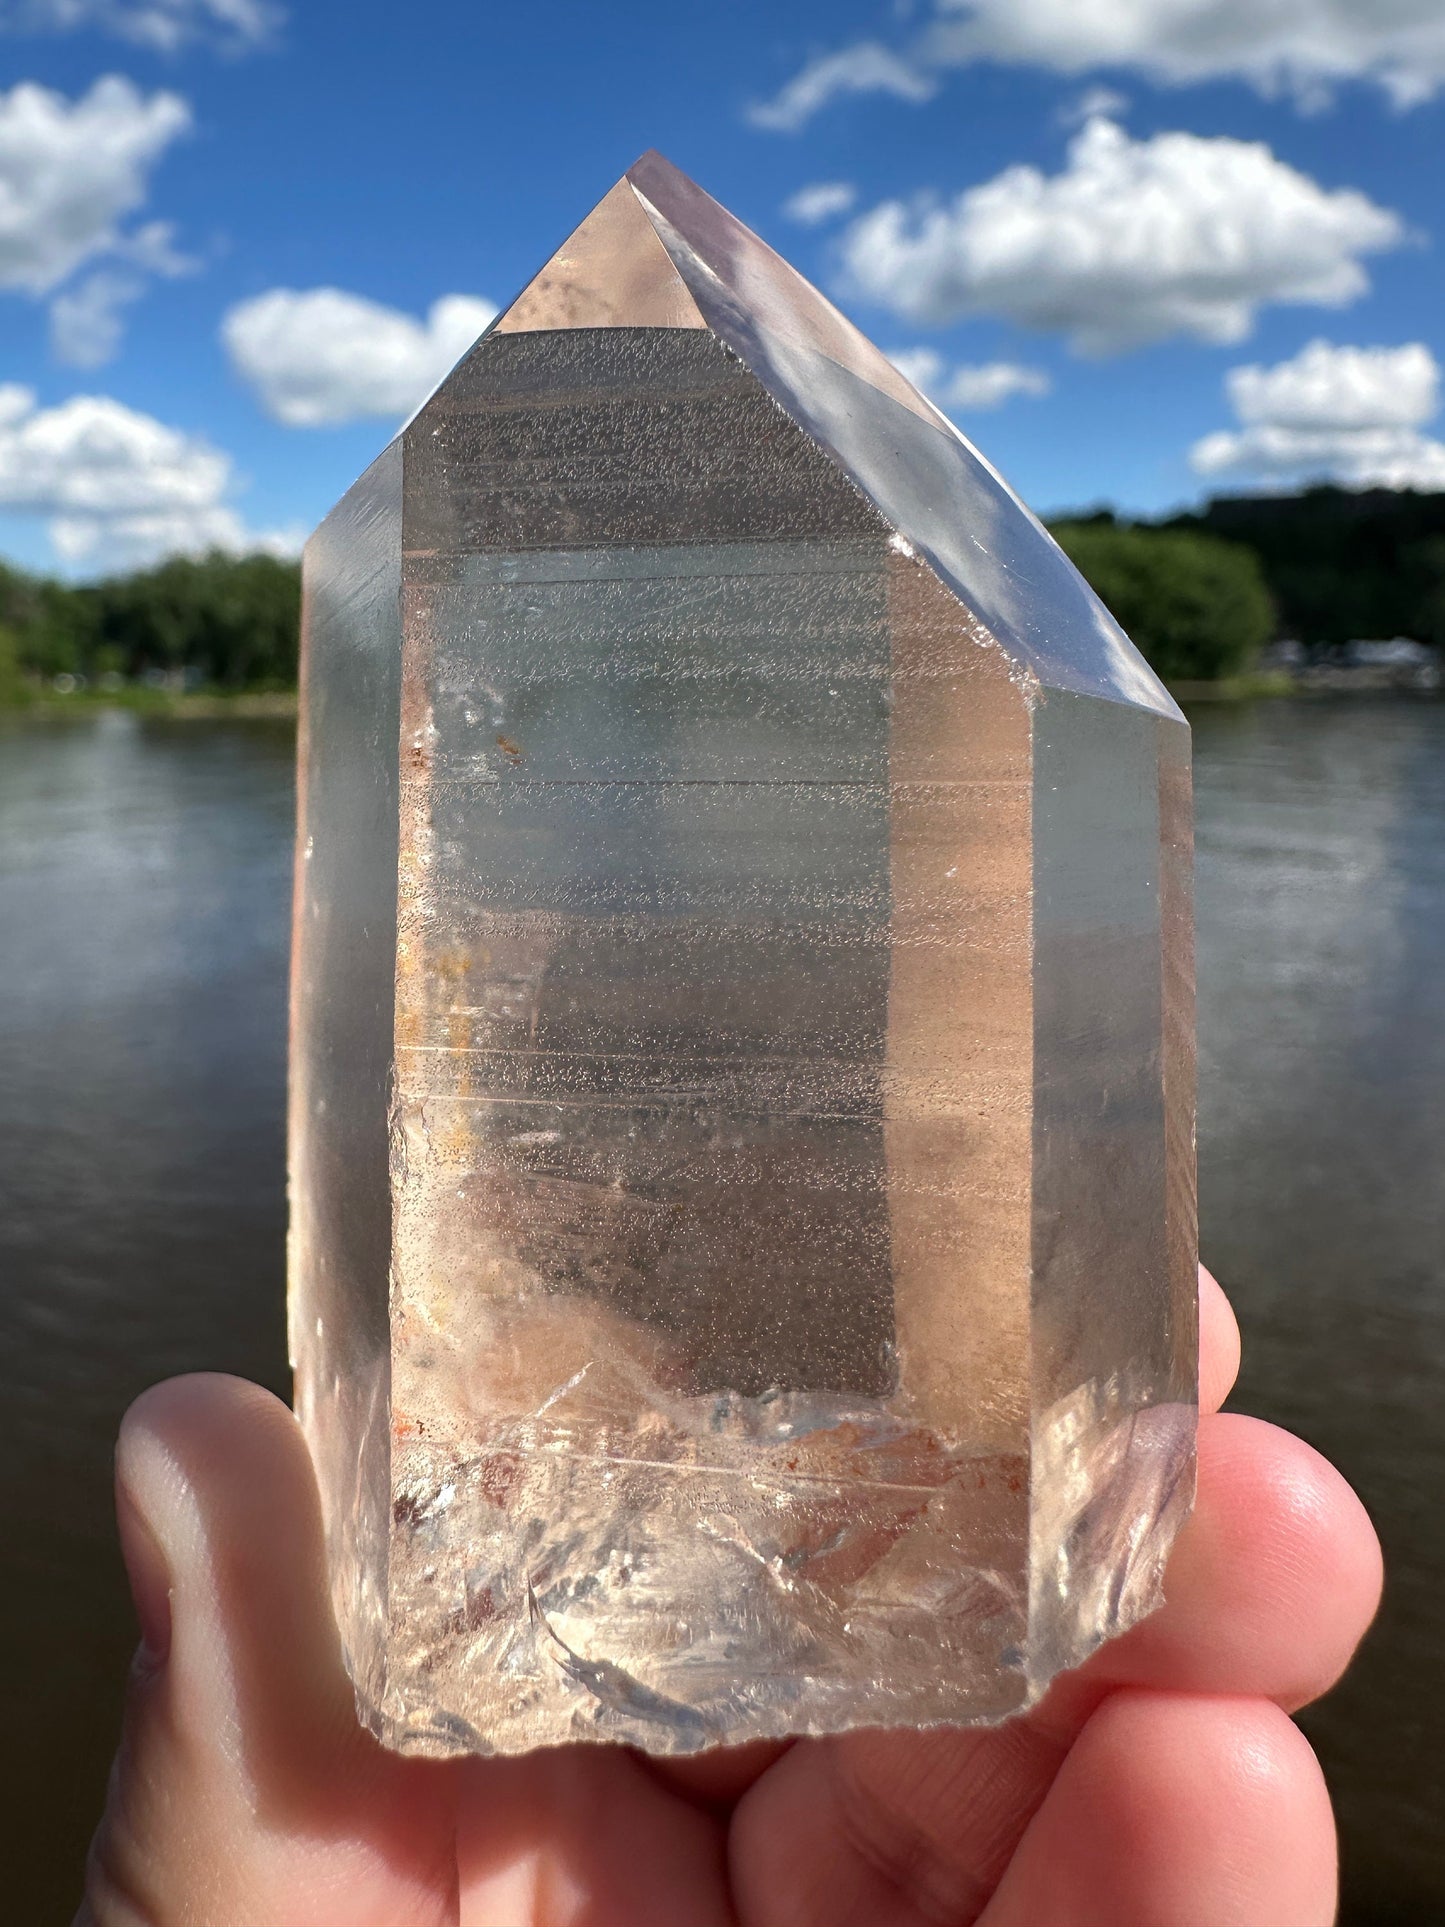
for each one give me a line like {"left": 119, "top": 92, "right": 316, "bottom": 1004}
{"left": 289, "top": 151, "right": 1197, "bottom": 1759}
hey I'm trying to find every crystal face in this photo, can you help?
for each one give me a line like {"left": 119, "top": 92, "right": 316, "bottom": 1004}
{"left": 289, "top": 152, "right": 1198, "bottom": 1758}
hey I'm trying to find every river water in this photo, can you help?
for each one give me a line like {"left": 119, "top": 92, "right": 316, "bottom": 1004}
{"left": 1, "top": 698, "right": 1440, "bottom": 1925}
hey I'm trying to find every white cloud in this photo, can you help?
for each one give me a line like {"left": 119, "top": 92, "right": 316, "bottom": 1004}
{"left": 947, "top": 361, "right": 1052, "bottom": 408}
{"left": 0, "top": 76, "right": 190, "bottom": 296}
{"left": 748, "top": 42, "right": 936, "bottom": 132}
{"left": 887, "top": 345, "right": 1051, "bottom": 409}
{"left": 842, "top": 117, "right": 1404, "bottom": 353}
{"left": 221, "top": 287, "right": 500, "bottom": 427}
{"left": 750, "top": 1, "right": 1445, "bottom": 128}
{"left": 782, "top": 180, "right": 858, "bottom": 226}
{"left": 49, "top": 269, "right": 143, "bottom": 366}
{"left": 924, "top": 0, "right": 1445, "bottom": 110}
{"left": 1227, "top": 337, "right": 1439, "bottom": 431}
{"left": 1192, "top": 339, "right": 1445, "bottom": 489}
{"left": 886, "top": 346, "right": 948, "bottom": 392}
{"left": 1060, "top": 83, "right": 1129, "bottom": 125}
{"left": 0, "top": 387, "right": 300, "bottom": 568}
{"left": 0, "top": 0, "right": 280, "bottom": 52}
{"left": 50, "top": 505, "right": 300, "bottom": 568}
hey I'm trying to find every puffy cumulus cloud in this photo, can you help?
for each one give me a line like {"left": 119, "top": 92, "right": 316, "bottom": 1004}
{"left": 0, "top": 0, "right": 280, "bottom": 52}
{"left": 0, "top": 389, "right": 225, "bottom": 514}
{"left": 924, "top": 0, "right": 1445, "bottom": 111}
{"left": 0, "top": 76, "right": 189, "bottom": 297}
{"left": 0, "top": 387, "right": 300, "bottom": 568}
{"left": 842, "top": 118, "right": 1404, "bottom": 354}
{"left": 748, "top": 42, "right": 936, "bottom": 132}
{"left": 749, "top": 1, "right": 1445, "bottom": 128}
{"left": 1192, "top": 339, "right": 1445, "bottom": 489}
{"left": 782, "top": 181, "right": 857, "bottom": 226}
{"left": 222, "top": 287, "right": 500, "bottom": 427}
{"left": 1193, "top": 424, "right": 1445, "bottom": 491}
{"left": 886, "top": 345, "right": 1051, "bottom": 408}
{"left": 1224, "top": 337, "right": 1439, "bottom": 430}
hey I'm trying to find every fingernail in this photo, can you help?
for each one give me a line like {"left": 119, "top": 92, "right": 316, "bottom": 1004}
{"left": 116, "top": 1477, "right": 173, "bottom": 1667}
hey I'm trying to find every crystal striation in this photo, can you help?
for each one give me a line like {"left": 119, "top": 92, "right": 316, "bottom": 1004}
{"left": 289, "top": 152, "right": 1198, "bottom": 1758}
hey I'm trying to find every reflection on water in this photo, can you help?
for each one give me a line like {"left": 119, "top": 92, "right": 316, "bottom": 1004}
{"left": 0, "top": 698, "right": 1441, "bottom": 1923}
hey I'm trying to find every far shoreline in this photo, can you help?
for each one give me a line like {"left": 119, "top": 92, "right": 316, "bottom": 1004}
{"left": 1, "top": 689, "right": 300, "bottom": 721}
{"left": 4, "top": 664, "right": 1440, "bottom": 722}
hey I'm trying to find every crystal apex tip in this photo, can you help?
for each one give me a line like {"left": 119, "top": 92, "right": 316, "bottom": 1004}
{"left": 624, "top": 148, "right": 687, "bottom": 188}
{"left": 490, "top": 156, "right": 706, "bottom": 338}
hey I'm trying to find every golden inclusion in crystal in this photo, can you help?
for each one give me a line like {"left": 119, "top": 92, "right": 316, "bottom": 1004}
{"left": 288, "top": 152, "right": 1197, "bottom": 1758}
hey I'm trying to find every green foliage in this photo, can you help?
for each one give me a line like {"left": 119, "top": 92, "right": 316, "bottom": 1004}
{"left": 0, "top": 550, "right": 300, "bottom": 697}
{"left": 1162, "top": 487, "right": 1445, "bottom": 650}
{"left": 0, "top": 624, "right": 27, "bottom": 706}
{"left": 1051, "top": 522, "right": 1274, "bottom": 681}
{"left": 0, "top": 562, "right": 85, "bottom": 678}
{"left": 88, "top": 552, "right": 301, "bottom": 688}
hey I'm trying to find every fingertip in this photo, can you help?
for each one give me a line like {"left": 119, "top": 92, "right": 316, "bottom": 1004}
{"left": 1085, "top": 1686, "right": 1334, "bottom": 1819}
{"left": 987, "top": 1691, "right": 1338, "bottom": 1926}
{"left": 1197, "top": 1413, "right": 1384, "bottom": 1706}
{"left": 117, "top": 1373, "right": 300, "bottom": 1503}
{"left": 1199, "top": 1264, "right": 1241, "bottom": 1414}
{"left": 114, "top": 1371, "right": 370, "bottom": 1786}
{"left": 86, "top": 1377, "right": 363, "bottom": 1920}
{"left": 1067, "top": 1410, "right": 1383, "bottom": 1720}
{"left": 115, "top": 1377, "right": 304, "bottom": 1670}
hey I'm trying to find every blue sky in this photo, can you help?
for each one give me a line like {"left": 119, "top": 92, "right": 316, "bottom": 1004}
{"left": 0, "top": 0, "right": 1442, "bottom": 575}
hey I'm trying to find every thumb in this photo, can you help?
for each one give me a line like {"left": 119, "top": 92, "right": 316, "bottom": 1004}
{"left": 78, "top": 1374, "right": 454, "bottom": 1927}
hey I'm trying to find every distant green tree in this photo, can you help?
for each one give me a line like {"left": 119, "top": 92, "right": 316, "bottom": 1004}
{"left": 30, "top": 578, "right": 96, "bottom": 677}
{"left": 0, "top": 550, "right": 305, "bottom": 700}
{"left": 89, "top": 552, "right": 302, "bottom": 687}
{"left": 0, "top": 624, "right": 27, "bottom": 705}
{"left": 1402, "top": 535, "right": 1445, "bottom": 649}
{"left": 1050, "top": 522, "right": 1274, "bottom": 681}
{"left": 0, "top": 561, "right": 31, "bottom": 635}
{"left": 0, "top": 562, "right": 90, "bottom": 678}
{"left": 1161, "top": 485, "right": 1445, "bottom": 648}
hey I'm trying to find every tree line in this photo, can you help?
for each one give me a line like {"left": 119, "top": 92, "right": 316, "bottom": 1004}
{"left": 1161, "top": 486, "right": 1445, "bottom": 653}
{"left": 0, "top": 551, "right": 301, "bottom": 702}
{"left": 1054, "top": 486, "right": 1445, "bottom": 679}
{"left": 2, "top": 485, "right": 1444, "bottom": 699}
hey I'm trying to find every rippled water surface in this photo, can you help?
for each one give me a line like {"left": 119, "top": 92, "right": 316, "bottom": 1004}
{"left": 1, "top": 699, "right": 1440, "bottom": 1924}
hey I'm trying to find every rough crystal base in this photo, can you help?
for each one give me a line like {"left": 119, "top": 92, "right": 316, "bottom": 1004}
{"left": 290, "top": 153, "right": 1197, "bottom": 1758}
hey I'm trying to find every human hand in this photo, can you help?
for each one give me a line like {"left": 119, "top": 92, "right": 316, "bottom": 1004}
{"left": 79, "top": 1268, "right": 1380, "bottom": 1927}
